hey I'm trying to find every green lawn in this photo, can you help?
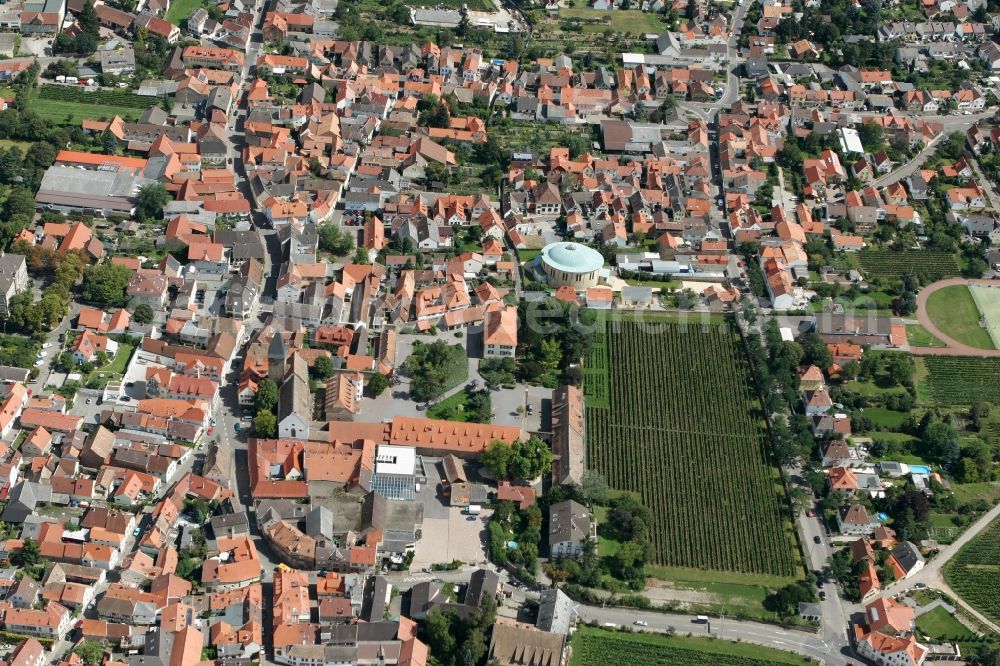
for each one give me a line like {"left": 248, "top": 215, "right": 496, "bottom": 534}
{"left": 636, "top": 557, "right": 800, "bottom": 627}
{"left": 906, "top": 324, "right": 946, "bottom": 348}
{"left": 925, "top": 285, "right": 996, "bottom": 350}
{"left": 950, "top": 481, "right": 1000, "bottom": 506}
{"left": 427, "top": 387, "right": 489, "bottom": 422}
{"left": 916, "top": 606, "right": 976, "bottom": 640}
{"left": 518, "top": 249, "right": 541, "bottom": 263}
{"left": 0, "top": 139, "right": 32, "bottom": 153}
{"left": 865, "top": 408, "right": 909, "bottom": 429}
{"left": 104, "top": 341, "right": 135, "bottom": 376}
{"left": 594, "top": 507, "right": 621, "bottom": 557}
{"left": 870, "top": 448, "right": 926, "bottom": 465}
{"left": 570, "top": 627, "right": 812, "bottom": 666}
{"left": 165, "top": 0, "right": 207, "bottom": 23}
{"left": 863, "top": 431, "right": 917, "bottom": 444}
{"left": 559, "top": 7, "right": 667, "bottom": 33}
{"left": 844, "top": 380, "right": 908, "bottom": 398}
{"left": 84, "top": 341, "right": 135, "bottom": 388}
{"left": 928, "top": 513, "right": 960, "bottom": 529}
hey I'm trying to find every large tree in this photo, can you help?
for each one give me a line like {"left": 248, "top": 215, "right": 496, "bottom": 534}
{"left": 480, "top": 440, "right": 513, "bottom": 479}
{"left": 255, "top": 378, "right": 278, "bottom": 413}
{"left": 253, "top": 409, "right": 277, "bottom": 438}
{"left": 82, "top": 263, "right": 133, "bottom": 306}
{"left": 318, "top": 224, "right": 354, "bottom": 255}
{"left": 135, "top": 182, "right": 171, "bottom": 221}
{"left": 78, "top": 0, "right": 100, "bottom": 36}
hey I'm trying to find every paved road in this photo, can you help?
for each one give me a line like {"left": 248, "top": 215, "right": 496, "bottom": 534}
{"left": 875, "top": 500, "right": 1000, "bottom": 634}
{"left": 871, "top": 134, "right": 943, "bottom": 188}
{"left": 796, "top": 509, "right": 858, "bottom": 652}
{"left": 913, "top": 278, "right": 1000, "bottom": 357}
{"left": 968, "top": 155, "right": 1000, "bottom": 211}
{"left": 577, "top": 605, "right": 839, "bottom": 664}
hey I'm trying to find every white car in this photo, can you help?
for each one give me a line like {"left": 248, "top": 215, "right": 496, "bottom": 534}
{"left": 42, "top": 342, "right": 52, "bottom": 349}
{"left": 37, "top": 351, "right": 47, "bottom": 358}
{"left": 33, "top": 360, "right": 44, "bottom": 367}
{"left": 633, "top": 620, "right": 649, "bottom": 627}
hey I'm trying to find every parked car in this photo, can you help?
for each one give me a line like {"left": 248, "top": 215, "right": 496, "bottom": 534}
{"left": 813, "top": 535, "right": 821, "bottom": 544}
{"left": 633, "top": 620, "right": 649, "bottom": 627}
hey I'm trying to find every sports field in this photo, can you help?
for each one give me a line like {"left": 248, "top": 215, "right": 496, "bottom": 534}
{"left": 584, "top": 315, "right": 800, "bottom": 580}
{"left": 925, "top": 285, "right": 995, "bottom": 350}
{"left": 969, "top": 285, "right": 1000, "bottom": 349}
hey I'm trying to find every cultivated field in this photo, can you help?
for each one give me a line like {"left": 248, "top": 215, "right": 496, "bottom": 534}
{"left": 584, "top": 315, "right": 800, "bottom": 579}
{"left": 570, "top": 628, "right": 811, "bottom": 666}
{"left": 33, "top": 85, "right": 149, "bottom": 124}
{"left": 923, "top": 357, "right": 1000, "bottom": 404}
{"left": 970, "top": 285, "right": 1000, "bottom": 349}
{"left": 944, "top": 514, "right": 1000, "bottom": 625}
{"left": 858, "top": 250, "right": 961, "bottom": 281}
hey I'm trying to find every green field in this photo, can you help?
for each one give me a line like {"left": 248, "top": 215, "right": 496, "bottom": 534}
{"left": 164, "top": 0, "right": 207, "bottom": 24}
{"left": 925, "top": 285, "right": 996, "bottom": 350}
{"left": 944, "top": 514, "right": 1000, "bottom": 626}
{"left": 33, "top": 85, "right": 150, "bottom": 124}
{"left": 570, "top": 627, "right": 812, "bottom": 666}
{"left": 969, "top": 285, "right": 1000, "bottom": 349}
{"left": 923, "top": 357, "right": 1000, "bottom": 405}
{"left": 906, "top": 324, "right": 946, "bottom": 348}
{"left": 584, "top": 316, "right": 800, "bottom": 579}
{"left": 559, "top": 7, "right": 667, "bottom": 33}
{"left": 858, "top": 250, "right": 961, "bottom": 281}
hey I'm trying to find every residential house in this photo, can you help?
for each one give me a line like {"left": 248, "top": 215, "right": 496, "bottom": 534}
{"left": 548, "top": 500, "right": 593, "bottom": 559}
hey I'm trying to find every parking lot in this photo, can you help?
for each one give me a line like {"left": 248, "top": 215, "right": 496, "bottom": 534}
{"left": 411, "top": 507, "right": 492, "bottom": 569}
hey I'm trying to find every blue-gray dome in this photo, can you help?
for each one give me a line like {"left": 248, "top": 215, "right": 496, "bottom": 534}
{"left": 541, "top": 242, "right": 604, "bottom": 274}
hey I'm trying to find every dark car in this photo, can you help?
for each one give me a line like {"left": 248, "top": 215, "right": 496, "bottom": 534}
{"left": 813, "top": 535, "right": 821, "bottom": 544}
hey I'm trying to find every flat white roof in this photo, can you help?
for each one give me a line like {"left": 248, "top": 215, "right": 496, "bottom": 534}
{"left": 838, "top": 127, "right": 864, "bottom": 154}
{"left": 375, "top": 444, "right": 417, "bottom": 476}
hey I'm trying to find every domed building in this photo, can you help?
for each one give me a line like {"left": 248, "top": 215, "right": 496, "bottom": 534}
{"left": 538, "top": 242, "right": 605, "bottom": 289}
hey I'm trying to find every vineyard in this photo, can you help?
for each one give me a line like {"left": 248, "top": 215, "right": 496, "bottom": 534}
{"left": 570, "top": 628, "right": 811, "bottom": 666}
{"left": 585, "top": 316, "right": 800, "bottom": 578}
{"left": 38, "top": 85, "right": 152, "bottom": 109}
{"left": 923, "top": 357, "right": 1000, "bottom": 405}
{"left": 858, "top": 250, "right": 961, "bottom": 280}
{"left": 943, "top": 515, "right": 1000, "bottom": 625}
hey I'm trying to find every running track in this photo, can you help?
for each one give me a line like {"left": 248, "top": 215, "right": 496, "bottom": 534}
{"left": 913, "top": 278, "right": 1000, "bottom": 357}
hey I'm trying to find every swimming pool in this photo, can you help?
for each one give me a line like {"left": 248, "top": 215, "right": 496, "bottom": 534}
{"left": 910, "top": 465, "right": 931, "bottom": 475}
